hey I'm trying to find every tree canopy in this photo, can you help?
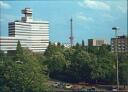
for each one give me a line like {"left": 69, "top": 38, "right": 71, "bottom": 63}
{"left": 0, "top": 41, "right": 128, "bottom": 91}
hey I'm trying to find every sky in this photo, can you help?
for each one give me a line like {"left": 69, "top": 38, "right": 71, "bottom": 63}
{"left": 0, "top": 0, "right": 127, "bottom": 45}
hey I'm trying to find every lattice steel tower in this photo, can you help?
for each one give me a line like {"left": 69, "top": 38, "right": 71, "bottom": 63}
{"left": 69, "top": 18, "right": 74, "bottom": 47}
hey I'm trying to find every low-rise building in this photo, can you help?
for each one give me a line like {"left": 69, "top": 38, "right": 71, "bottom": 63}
{"left": 88, "top": 39, "right": 105, "bottom": 46}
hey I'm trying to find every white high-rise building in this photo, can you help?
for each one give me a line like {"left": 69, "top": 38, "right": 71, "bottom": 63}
{"left": 0, "top": 8, "right": 49, "bottom": 52}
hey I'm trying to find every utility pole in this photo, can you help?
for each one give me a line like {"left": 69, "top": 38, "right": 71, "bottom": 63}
{"left": 0, "top": 3, "right": 1, "bottom": 37}
{"left": 69, "top": 18, "right": 73, "bottom": 47}
{"left": 127, "top": 22, "right": 128, "bottom": 54}
{"left": 112, "top": 27, "right": 120, "bottom": 91}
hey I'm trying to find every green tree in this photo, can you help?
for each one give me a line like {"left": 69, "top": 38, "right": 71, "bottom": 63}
{"left": 0, "top": 50, "right": 4, "bottom": 58}
{"left": 90, "top": 57, "right": 115, "bottom": 84}
{"left": 63, "top": 48, "right": 75, "bottom": 64}
{"left": 82, "top": 40, "right": 85, "bottom": 47}
{"left": 88, "top": 46, "right": 99, "bottom": 54}
{"left": 44, "top": 42, "right": 63, "bottom": 57}
{"left": 0, "top": 48, "right": 49, "bottom": 92}
{"left": 15, "top": 40, "right": 23, "bottom": 61}
{"left": 46, "top": 52, "right": 66, "bottom": 78}
{"left": 68, "top": 50, "right": 91, "bottom": 82}
{"left": 98, "top": 45, "right": 111, "bottom": 56}
{"left": 57, "top": 42, "right": 61, "bottom": 47}
{"left": 118, "top": 52, "right": 128, "bottom": 62}
{"left": 0, "top": 50, "right": 4, "bottom": 61}
{"left": 120, "top": 61, "right": 128, "bottom": 88}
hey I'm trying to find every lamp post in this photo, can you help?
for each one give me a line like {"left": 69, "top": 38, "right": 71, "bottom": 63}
{"left": 112, "top": 27, "right": 120, "bottom": 91}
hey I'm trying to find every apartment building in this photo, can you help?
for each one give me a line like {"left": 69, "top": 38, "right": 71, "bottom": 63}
{"left": 111, "top": 35, "right": 128, "bottom": 52}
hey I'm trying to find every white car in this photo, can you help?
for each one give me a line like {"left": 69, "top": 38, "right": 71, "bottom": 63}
{"left": 65, "top": 84, "right": 72, "bottom": 89}
{"left": 112, "top": 88, "right": 117, "bottom": 91}
{"left": 53, "top": 82, "right": 60, "bottom": 87}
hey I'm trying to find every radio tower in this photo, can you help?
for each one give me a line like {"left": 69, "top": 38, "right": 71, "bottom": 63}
{"left": 69, "top": 18, "right": 74, "bottom": 47}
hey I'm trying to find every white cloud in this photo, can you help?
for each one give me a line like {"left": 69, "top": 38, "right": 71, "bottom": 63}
{"left": 0, "top": 18, "right": 3, "bottom": 22}
{"left": 78, "top": 0, "right": 110, "bottom": 11}
{"left": 0, "top": 1, "right": 11, "bottom": 9}
{"left": 118, "top": 5, "right": 127, "bottom": 13}
{"left": 105, "top": 0, "right": 127, "bottom": 14}
{"left": 102, "top": 13, "right": 116, "bottom": 22}
{"left": 103, "top": 13, "right": 113, "bottom": 19}
{"left": 0, "top": 17, "right": 4, "bottom": 22}
{"left": 76, "top": 12, "right": 94, "bottom": 22}
{"left": 1, "top": 14, "right": 18, "bottom": 23}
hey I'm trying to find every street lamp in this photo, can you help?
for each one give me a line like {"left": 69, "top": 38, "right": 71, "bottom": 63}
{"left": 112, "top": 27, "right": 120, "bottom": 91}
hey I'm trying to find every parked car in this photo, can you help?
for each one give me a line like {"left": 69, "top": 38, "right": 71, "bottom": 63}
{"left": 87, "top": 87, "right": 96, "bottom": 92}
{"left": 59, "top": 82, "right": 65, "bottom": 88}
{"left": 91, "top": 87, "right": 96, "bottom": 91}
{"left": 53, "top": 82, "right": 60, "bottom": 88}
{"left": 65, "top": 84, "right": 72, "bottom": 89}
{"left": 80, "top": 88, "right": 87, "bottom": 92}
{"left": 112, "top": 88, "right": 117, "bottom": 91}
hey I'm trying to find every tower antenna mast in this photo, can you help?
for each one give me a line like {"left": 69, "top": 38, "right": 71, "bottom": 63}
{"left": 69, "top": 18, "right": 73, "bottom": 47}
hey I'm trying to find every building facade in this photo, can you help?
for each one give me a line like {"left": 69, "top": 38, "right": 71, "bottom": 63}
{"left": 0, "top": 8, "right": 49, "bottom": 52}
{"left": 88, "top": 39, "right": 105, "bottom": 46}
{"left": 111, "top": 35, "right": 128, "bottom": 52}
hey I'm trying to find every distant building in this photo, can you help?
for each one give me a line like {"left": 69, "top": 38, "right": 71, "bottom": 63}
{"left": 0, "top": 8, "right": 49, "bottom": 52}
{"left": 88, "top": 39, "right": 105, "bottom": 46}
{"left": 63, "top": 43, "right": 70, "bottom": 48}
{"left": 111, "top": 35, "right": 128, "bottom": 52}
{"left": 54, "top": 42, "right": 70, "bottom": 48}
